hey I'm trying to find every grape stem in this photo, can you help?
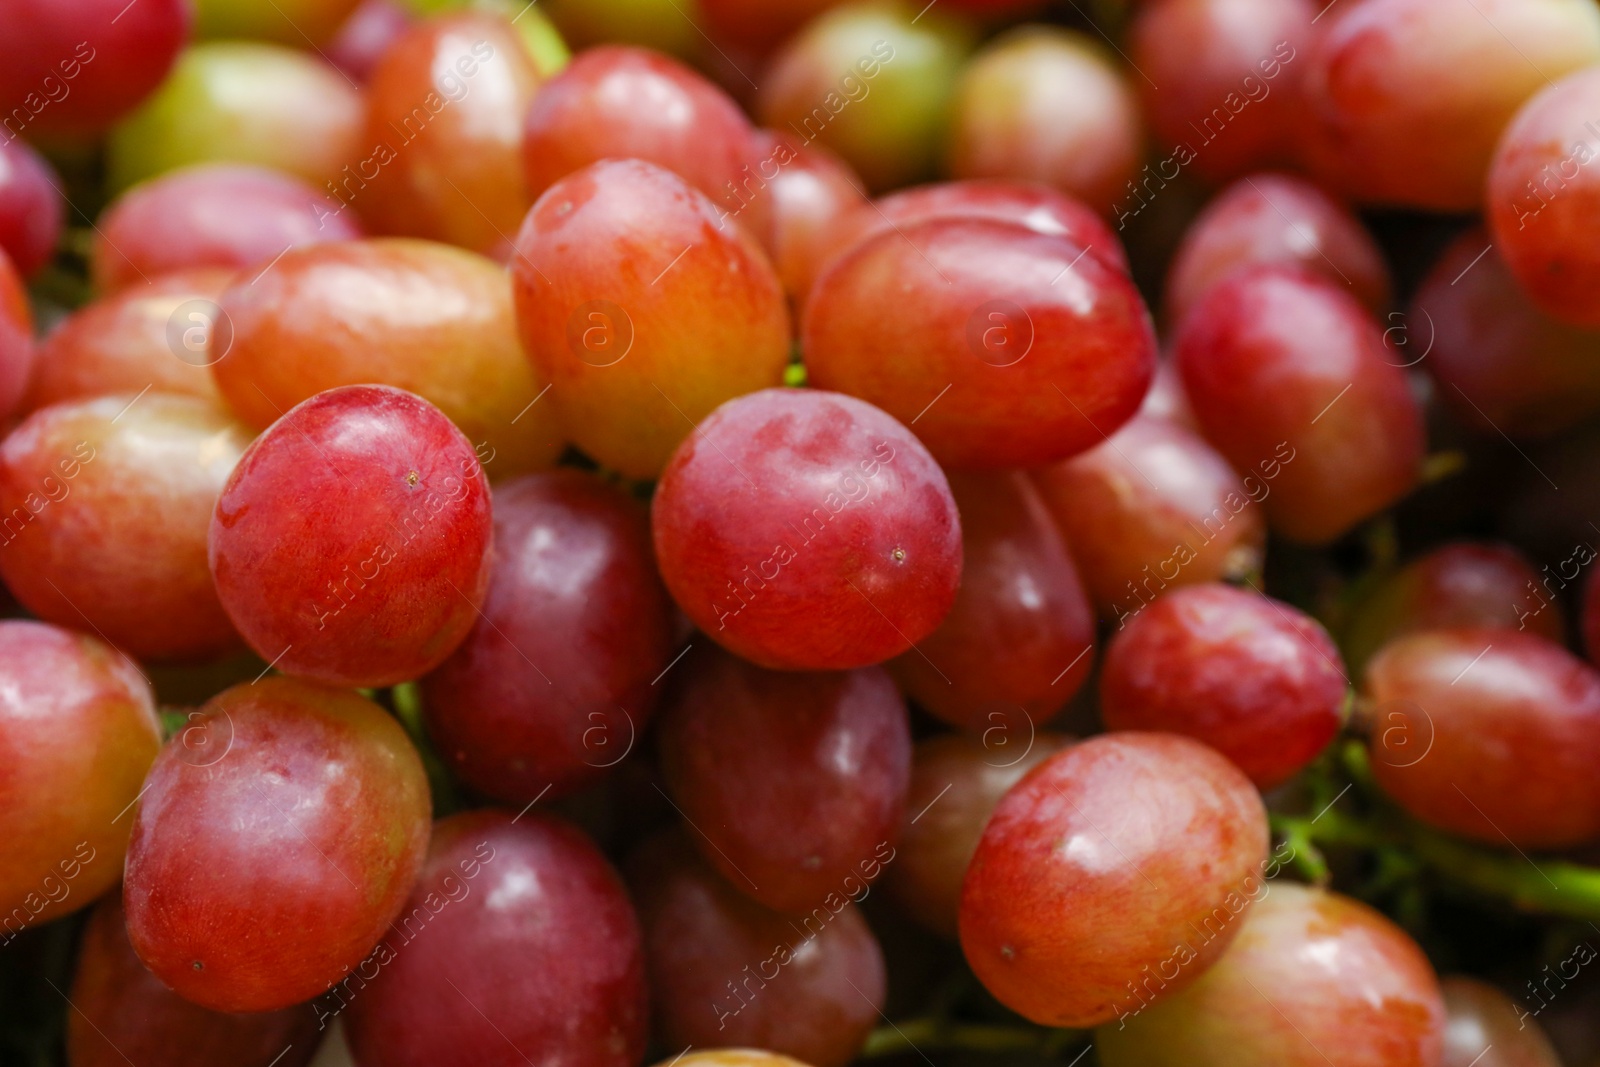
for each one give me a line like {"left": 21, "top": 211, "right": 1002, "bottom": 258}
{"left": 860, "top": 1019, "right": 1085, "bottom": 1059}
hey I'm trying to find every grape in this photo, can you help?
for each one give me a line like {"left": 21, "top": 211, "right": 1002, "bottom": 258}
{"left": 68, "top": 895, "right": 318, "bottom": 1067}
{"left": 208, "top": 384, "right": 493, "bottom": 688}
{"left": 1128, "top": 0, "right": 1315, "bottom": 186}
{"left": 26, "top": 268, "right": 232, "bottom": 412}
{"left": 1414, "top": 227, "right": 1600, "bottom": 438}
{"left": 342, "top": 810, "right": 647, "bottom": 1067}
{"left": 651, "top": 388, "right": 961, "bottom": 670}
{"left": 628, "top": 829, "right": 885, "bottom": 1067}
{"left": 420, "top": 469, "right": 677, "bottom": 804}
{"left": 1488, "top": 66, "right": 1600, "bottom": 329}
{"left": 1365, "top": 628, "right": 1600, "bottom": 849}
{"left": 1164, "top": 172, "right": 1390, "bottom": 327}
{"left": 960, "top": 732, "right": 1269, "bottom": 1027}
{"left": 1440, "top": 976, "right": 1562, "bottom": 1067}
{"left": 0, "top": 394, "right": 251, "bottom": 662}
{"left": 660, "top": 1053, "right": 815, "bottom": 1067}
{"left": 1139, "top": 359, "right": 1197, "bottom": 427}
{"left": 124, "top": 677, "right": 431, "bottom": 1013}
{"left": 1096, "top": 884, "right": 1445, "bottom": 1066}
{"left": 656, "top": 644, "right": 910, "bottom": 913}
{"left": 0, "top": 0, "right": 189, "bottom": 136}
{"left": 886, "top": 731, "right": 1071, "bottom": 938}
{"left": 804, "top": 217, "right": 1157, "bottom": 469}
{"left": 0, "top": 248, "right": 33, "bottom": 422}
{"left": 755, "top": 130, "right": 868, "bottom": 302}
{"left": 946, "top": 27, "right": 1143, "bottom": 215}
{"left": 757, "top": 3, "right": 974, "bottom": 191}
{"left": 1174, "top": 265, "right": 1424, "bottom": 544}
{"left": 522, "top": 45, "right": 770, "bottom": 240}
{"left": 107, "top": 43, "right": 364, "bottom": 192}
{"left": 92, "top": 164, "right": 362, "bottom": 295}
{"left": 699, "top": 0, "right": 847, "bottom": 53}
{"left": 1101, "top": 584, "right": 1347, "bottom": 789}
{"left": 509, "top": 159, "right": 790, "bottom": 479}
{"left": 0, "top": 621, "right": 158, "bottom": 935}
{"left": 1300, "top": 0, "right": 1600, "bottom": 210}
{"left": 889, "top": 471, "right": 1095, "bottom": 731}
{"left": 1031, "top": 413, "right": 1265, "bottom": 618}
{"left": 193, "top": 0, "right": 362, "bottom": 44}
{"left": 0, "top": 137, "right": 63, "bottom": 278}
{"left": 213, "top": 239, "right": 561, "bottom": 475}
{"left": 542, "top": 0, "right": 703, "bottom": 59}
{"left": 359, "top": 11, "right": 546, "bottom": 258}
{"left": 326, "top": 0, "right": 415, "bottom": 83}
{"left": 1343, "top": 541, "right": 1564, "bottom": 674}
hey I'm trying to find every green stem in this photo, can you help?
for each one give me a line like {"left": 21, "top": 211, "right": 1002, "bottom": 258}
{"left": 1408, "top": 827, "right": 1600, "bottom": 922}
{"left": 860, "top": 1020, "right": 1083, "bottom": 1059}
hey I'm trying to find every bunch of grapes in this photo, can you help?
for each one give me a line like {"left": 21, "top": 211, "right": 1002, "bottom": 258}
{"left": 4, "top": 1, "right": 1600, "bottom": 1066}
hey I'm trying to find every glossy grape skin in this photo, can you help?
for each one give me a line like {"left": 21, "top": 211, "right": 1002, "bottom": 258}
{"left": 960, "top": 732, "right": 1269, "bottom": 1028}
{"left": 193, "top": 0, "right": 362, "bottom": 44}
{"left": 1031, "top": 413, "right": 1266, "bottom": 619}
{"left": 0, "top": 0, "right": 189, "bottom": 137}
{"left": 510, "top": 159, "right": 789, "bottom": 479}
{"left": 124, "top": 678, "right": 430, "bottom": 1013}
{"left": 68, "top": 895, "right": 318, "bottom": 1067}
{"left": 946, "top": 27, "right": 1143, "bottom": 214}
{"left": 213, "top": 239, "right": 561, "bottom": 473}
{"left": 628, "top": 830, "right": 885, "bottom": 1067}
{"left": 886, "top": 731, "right": 1071, "bottom": 939}
{"left": 1440, "top": 977, "right": 1562, "bottom": 1067}
{"left": 92, "top": 164, "right": 360, "bottom": 295}
{"left": 342, "top": 809, "right": 647, "bottom": 1067}
{"left": 360, "top": 12, "right": 544, "bottom": 257}
{"left": 1344, "top": 542, "right": 1564, "bottom": 675}
{"left": 0, "top": 137, "right": 62, "bottom": 277}
{"left": 1096, "top": 884, "right": 1445, "bottom": 1067}
{"left": 0, "top": 394, "right": 251, "bottom": 663}
{"left": 107, "top": 43, "right": 364, "bottom": 192}
{"left": 1301, "top": 0, "right": 1600, "bottom": 211}
{"left": 420, "top": 470, "right": 676, "bottom": 804}
{"left": 1101, "top": 584, "right": 1346, "bottom": 789}
{"left": 1488, "top": 66, "right": 1600, "bottom": 329}
{"left": 889, "top": 472, "right": 1095, "bottom": 731}
{"left": 805, "top": 218, "right": 1157, "bottom": 470}
{"left": 757, "top": 4, "right": 974, "bottom": 192}
{"left": 0, "top": 248, "right": 34, "bottom": 421}
{"left": 1165, "top": 173, "right": 1390, "bottom": 327}
{"left": 657, "top": 645, "right": 911, "bottom": 913}
{"left": 208, "top": 385, "right": 493, "bottom": 688}
{"left": 0, "top": 622, "right": 157, "bottom": 932}
{"left": 27, "top": 268, "right": 231, "bottom": 412}
{"left": 522, "top": 46, "right": 769, "bottom": 238}
{"left": 755, "top": 131, "right": 867, "bottom": 304}
{"left": 652, "top": 388, "right": 961, "bottom": 670}
{"left": 1175, "top": 266, "right": 1424, "bottom": 544}
{"left": 1129, "top": 0, "right": 1313, "bottom": 186}
{"left": 1365, "top": 629, "right": 1600, "bottom": 849}
{"left": 327, "top": 0, "right": 415, "bottom": 82}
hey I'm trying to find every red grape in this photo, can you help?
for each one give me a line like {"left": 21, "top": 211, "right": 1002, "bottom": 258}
{"left": 0, "top": 136, "right": 62, "bottom": 277}
{"left": 1097, "top": 884, "right": 1445, "bottom": 1066}
{"left": 887, "top": 731, "right": 1072, "bottom": 939}
{"left": 1165, "top": 172, "right": 1390, "bottom": 327}
{"left": 92, "top": 164, "right": 360, "bottom": 295}
{"left": 1440, "top": 976, "right": 1562, "bottom": 1067}
{"left": 124, "top": 677, "right": 431, "bottom": 1013}
{"left": 0, "top": 394, "right": 250, "bottom": 662}
{"left": 657, "top": 644, "right": 911, "bottom": 914}
{"left": 651, "top": 388, "right": 961, "bottom": 670}
{"left": 804, "top": 217, "right": 1157, "bottom": 469}
{"left": 342, "top": 809, "right": 648, "bottom": 1067}
{"left": 1365, "top": 628, "right": 1600, "bottom": 849}
{"left": 510, "top": 159, "right": 790, "bottom": 479}
{"left": 754, "top": 130, "right": 867, "bottom": 303}
{"left": 208, "top": 384, "right": 493, "bottom": 688}
{"left": 69, "top": 895, "right": 318, "bottom": 1067}
{"left": 1101, "top": 583, "right": 1347, "bottom": 789}
{"left": 1031, "top": 413, "right": 1266, "bottom": 619}
{"left": 420, "top": 470, "right": 677, "bottom": 804}
{"left": 213, "top": 238, "right": 562, "bottom": 474}
{"left": 1175, "top": 266, "right": 1424, "bottom": 544}
{"left": 628, "top": 829, "right": 886, "bottom": 1067}
{"left": 946, "top": 27, "right": 1143, "bottom": 214}
{"left": 699, "top": 0, "right": 847, "bottom": 54}
{"left": 0, "top": 621, "right": 157, "bottom": 936}
{"left": 0, "top": 247, "right": 34, "bottom": 422}
{"left": 326, "top": 0, "right": 414, "bottom": 83}
{"left": 889, "top": 471, "right": 1095, "bottom": 731}
{"left": 960, "top": 732, "right": 1269, "bottom": 1027}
